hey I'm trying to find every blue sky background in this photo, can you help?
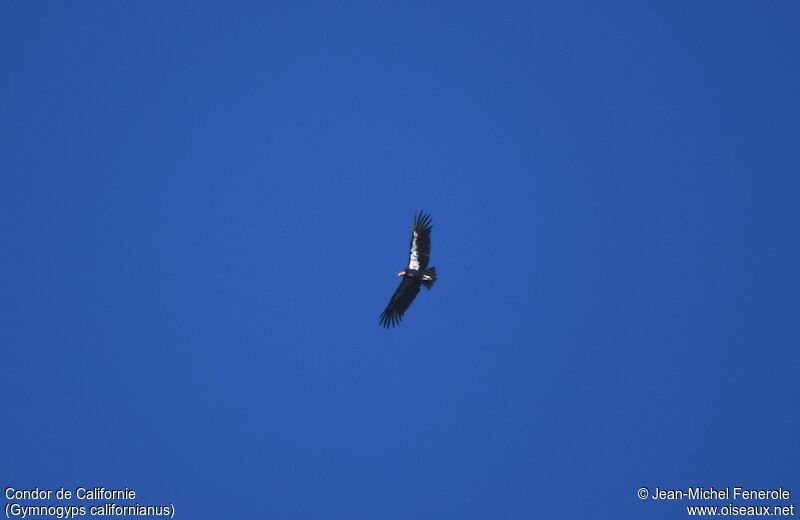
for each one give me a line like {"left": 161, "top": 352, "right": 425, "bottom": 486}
{"left": 2, "top": 2, "right": 799, "bottom": 518}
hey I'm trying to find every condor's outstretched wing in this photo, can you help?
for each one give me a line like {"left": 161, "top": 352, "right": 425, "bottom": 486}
{"left": 379, "top": 277, "right": 422, "bottom": 328}
{"left": 407, "top": 211, "right": 433, "bottom": 272}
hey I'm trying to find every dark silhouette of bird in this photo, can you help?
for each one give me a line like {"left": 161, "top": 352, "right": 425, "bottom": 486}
{"left": 379, "top": 211, "right": 437, "bottom": 328}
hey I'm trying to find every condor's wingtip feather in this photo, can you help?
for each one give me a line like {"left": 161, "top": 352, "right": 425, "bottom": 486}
{"left": 379, "top": 310, "right": 402, "bottom": 328}
{"left": 413, "top": 210, "right": 433, "bottom": 230}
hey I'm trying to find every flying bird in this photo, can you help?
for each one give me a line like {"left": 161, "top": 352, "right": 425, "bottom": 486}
{"left": 379, "top": 211, "right": 438, "bottom": 328}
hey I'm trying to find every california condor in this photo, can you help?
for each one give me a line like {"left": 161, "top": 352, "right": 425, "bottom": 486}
{"left": 379, "top": 211, "right": 438, "bottom": 328}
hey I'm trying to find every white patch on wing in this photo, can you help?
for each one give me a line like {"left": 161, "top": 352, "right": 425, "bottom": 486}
{"left": 408, "top": 231, "right": 420, "bottom": 270}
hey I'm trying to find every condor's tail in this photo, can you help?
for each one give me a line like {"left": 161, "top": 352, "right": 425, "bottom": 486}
{"left": 422, "top": 266, "right": 437, "bottom": 289}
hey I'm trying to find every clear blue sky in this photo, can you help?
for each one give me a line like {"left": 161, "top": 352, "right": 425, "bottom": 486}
{"left": 2, "top": 2, "right": 799, "bottom": 518}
